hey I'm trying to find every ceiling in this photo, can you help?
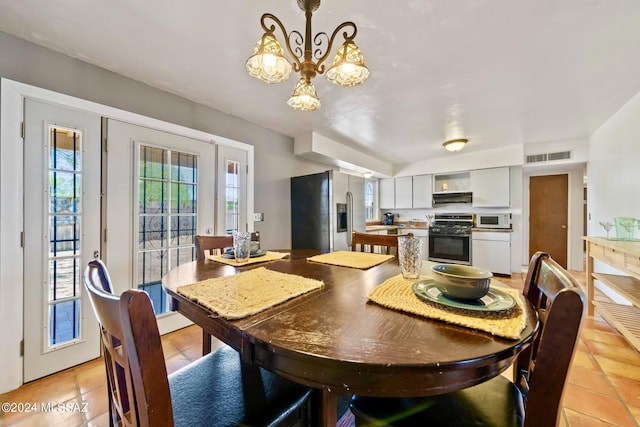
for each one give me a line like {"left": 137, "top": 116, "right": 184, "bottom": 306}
{"left": 1, "top": 0, "right": 640, "bottom": 166}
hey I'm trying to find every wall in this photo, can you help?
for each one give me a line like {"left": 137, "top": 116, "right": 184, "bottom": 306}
{"left": 588, "top": 91, "right": 640, "bottom": 236}
{"left": 588, "top": 88, "right": 640, "bottom": 281}
{"left": 0, "top": 31, "right": 322, "bottom": 250}
{"left": 0, "top": 31, "right": 325, "bottom": 393}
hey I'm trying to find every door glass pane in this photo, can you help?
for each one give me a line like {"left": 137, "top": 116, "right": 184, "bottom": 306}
{"left": 137, "top": 145, "right": 197, "bottom": 315}
{"left": 365, "top": 180, "right": 375, "bottom": 220}
{"left": 225, "top": 160, "right": 240, "bottom": 234}
{"left": 47, "top": 126, "right": 83, "bottom": 348}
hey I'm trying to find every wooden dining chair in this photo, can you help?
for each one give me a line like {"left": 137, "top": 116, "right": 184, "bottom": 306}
{"left": 349, "top": 251, "right": 586, "bottom": 427}
{"left": 194, "top": 234, "right": 233, "bottom": 261}
{"left": 84, "top": 261, "right": 312, "bottom": 427}
{"left": 351, "top": 231, "right": 399, "bottom": 257}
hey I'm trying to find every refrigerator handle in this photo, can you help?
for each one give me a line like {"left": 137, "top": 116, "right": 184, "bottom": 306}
{"left": 346, "top": 191, "right": 353, "bottom": 246}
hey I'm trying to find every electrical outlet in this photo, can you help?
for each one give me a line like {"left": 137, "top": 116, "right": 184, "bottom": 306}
{"left": 253, "top": 212, "right": 264, "bottom": 222}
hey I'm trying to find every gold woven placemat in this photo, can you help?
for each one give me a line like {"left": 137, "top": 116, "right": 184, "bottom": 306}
{"left": 206, "top": 251, "right": 289, "bottom": 266}
{"left": 177, "top": 267, "right": 323, "bottom": 320}
{"left": 307, "top": 251, "right": 394, "bottom": 269}
{"left": 367, "top": 274, "right": 527, "bottom": 339}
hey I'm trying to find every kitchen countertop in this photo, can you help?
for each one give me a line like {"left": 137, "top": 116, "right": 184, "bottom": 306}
{"left": 471, "top": 228, "right": 513, "bottom": 232}
{"left": 366, "top": 225, "right": 513, "bottom": 233}
{"left": 366, "top": 224, "right": 429, "bottom": 232}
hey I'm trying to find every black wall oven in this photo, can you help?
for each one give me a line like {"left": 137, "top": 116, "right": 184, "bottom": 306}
{"left": 428, "top": 213, "right": 473, "bottom": 265}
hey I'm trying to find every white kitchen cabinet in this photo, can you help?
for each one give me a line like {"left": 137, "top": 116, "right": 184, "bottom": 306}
{"left": 412, "top": 174, "right": 432, "bottom": 208}
{"left": 395, "top": 176, "right": 413, "bottom": 208}
{"left": 472, "top": 231, "right": 511, "bottom": 275}
{"left": 470, "top": 167, "right": 510, "bottom": 207}
{"left": 379, "top": 178, "right": 395, "bottom": 209}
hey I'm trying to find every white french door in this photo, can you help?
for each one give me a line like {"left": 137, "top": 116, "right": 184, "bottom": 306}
{"left": 105, "top": 119, "right": 215, "bottom": 334}
{"left": 23, "top": 99, "right": 101, "bottom": 382}
{"left": 216, "top": 144, "right": 248, "bottom": 235}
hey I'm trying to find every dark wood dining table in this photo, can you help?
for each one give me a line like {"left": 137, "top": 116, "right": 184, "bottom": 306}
{"left": 162, "top": 249, "right": 538, "bottom": 427}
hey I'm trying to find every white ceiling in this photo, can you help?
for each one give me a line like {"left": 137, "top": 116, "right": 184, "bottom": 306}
{"left": 1, "top": 0, "right": 640, "bottom": 165}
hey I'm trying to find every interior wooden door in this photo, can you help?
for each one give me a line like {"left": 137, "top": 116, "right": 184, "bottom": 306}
{"left": 529, "top": 174, "right": 568, "bottom": 267}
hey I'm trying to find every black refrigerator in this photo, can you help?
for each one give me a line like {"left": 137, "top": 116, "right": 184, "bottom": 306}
{"left": 291, "top": 170, "right": 365, "bottom": 252}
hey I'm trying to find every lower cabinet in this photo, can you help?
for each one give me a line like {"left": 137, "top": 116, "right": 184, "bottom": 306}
{"left": 472, "top": 231, "right": 511, "bottom": 275}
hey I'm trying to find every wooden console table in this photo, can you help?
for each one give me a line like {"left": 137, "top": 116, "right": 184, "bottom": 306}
{"left": 584, "top": 236, "right": 640, "bottom": 351}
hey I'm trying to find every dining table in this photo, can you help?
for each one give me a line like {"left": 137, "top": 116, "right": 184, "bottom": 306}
{"left": 162, "top": 249, "right": 538, "bottom": 427}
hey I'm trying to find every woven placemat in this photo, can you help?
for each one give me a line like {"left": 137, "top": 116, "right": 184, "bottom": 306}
{"left": 367, "top": 274, "right": 527, "bottom": 339}
{"left": 177, "top": 267, "right": 323, "bottom": 320}
{"left": 206, "top": 251, "right": 289, "bottom": 266}
{"left": 307, "top": 251, "right": 394, "bottom": 269}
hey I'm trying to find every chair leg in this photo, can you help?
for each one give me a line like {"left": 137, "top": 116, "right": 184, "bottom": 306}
{"left": 202, "top": 328, "right": 211, "bottom": 356}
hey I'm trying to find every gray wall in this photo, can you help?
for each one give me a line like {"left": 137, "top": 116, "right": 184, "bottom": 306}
{"left": 0, "top": 31, "right": 324, "bottom": 248}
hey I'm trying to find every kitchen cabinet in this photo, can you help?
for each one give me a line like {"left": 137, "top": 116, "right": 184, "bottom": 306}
{"left": 395, "top": 176, "right": 413, "bottom": 208}
{"left": 470, "top": 167, "right": 510, "bottom": 207}
{"left": 379, "top": 178, "right": 395, "bottom": 209}
{"left": 433, "top": 172, "right": 470, "bottom": 193}
{"left": 412, "top": 174, "right": 432, "bottom": 208}
{"left": 584, "top": 237, "right": 640, "bottom": 351}
{"left": 472, "top": 231, "right": 511, "bottom": 275}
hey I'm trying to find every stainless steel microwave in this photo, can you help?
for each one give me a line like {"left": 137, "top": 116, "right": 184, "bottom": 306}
{"left": 476, "top": 213, "right": 511, "bottom": 229}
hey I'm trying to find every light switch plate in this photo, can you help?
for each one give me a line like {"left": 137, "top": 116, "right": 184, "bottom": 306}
{"left": 253, "top": 212, "right": 264, "bottom": 221}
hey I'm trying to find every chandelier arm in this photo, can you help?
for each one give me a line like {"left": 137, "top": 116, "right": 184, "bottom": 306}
{"left": 315, "top": 21, "right": 357, "bottom": 74}
{"left": 312, "top": 32, "right": 329, "bottom": 62}
{"left": 260, "top": 13, "right": 302, "bottom": 70}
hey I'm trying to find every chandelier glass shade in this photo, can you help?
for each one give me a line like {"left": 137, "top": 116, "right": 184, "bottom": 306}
{"left": 325, "top": 41, "right": 371, "bottom": 87}
{"left": 443, "top": 139, "right": 468, "bottom": 152}
{"left": 246, "top": 33, "right": 292, "bottom": 83}
{"left": 287, "top": 78, "right": 321, "bottom": 111}
{"left": 245, "top": 0, "right": 370, "bottom": 111}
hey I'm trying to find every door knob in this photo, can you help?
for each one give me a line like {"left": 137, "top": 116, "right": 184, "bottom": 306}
{"left": 561, "top": 225, "right": 567, "bottom": 229}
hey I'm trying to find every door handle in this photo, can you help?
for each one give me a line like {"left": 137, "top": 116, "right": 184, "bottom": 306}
{"left": 561, "top": 225, "right": 567, "bottom": 229}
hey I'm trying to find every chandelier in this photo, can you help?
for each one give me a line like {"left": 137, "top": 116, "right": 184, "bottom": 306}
{"left": 245, "top": 0, "right": 370, "bottom": 111}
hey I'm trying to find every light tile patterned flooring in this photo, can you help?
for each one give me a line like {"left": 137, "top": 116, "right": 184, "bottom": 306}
{"left": 1, "top": 271, "right": 639, "bottom": 426}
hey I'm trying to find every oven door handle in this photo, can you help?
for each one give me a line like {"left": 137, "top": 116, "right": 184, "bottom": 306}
{"left": 429, "top": 234, "right": 471, "bottom": 238}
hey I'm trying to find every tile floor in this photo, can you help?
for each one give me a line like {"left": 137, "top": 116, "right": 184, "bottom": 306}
{"left": 1, "top": 271, "right": 639, "bottom": 426}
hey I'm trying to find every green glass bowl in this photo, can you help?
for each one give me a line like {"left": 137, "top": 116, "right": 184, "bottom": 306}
{"left": 431, "top": 264, "right": 493, "bottom": 300}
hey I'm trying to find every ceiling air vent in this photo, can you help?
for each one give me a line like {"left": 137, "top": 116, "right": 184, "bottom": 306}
{"left": 525, "top": 150, "right": 571, "bottom": 164}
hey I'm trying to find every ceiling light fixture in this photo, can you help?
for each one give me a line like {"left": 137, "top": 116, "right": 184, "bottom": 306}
{"left": 245, "top": 0, "right": 370, "bottom": 111}
{"left": 362, "top": 171, "right": 373, "bottom": 179}
{"left": 443, "top": 139, "right": 468, "bottom": 152}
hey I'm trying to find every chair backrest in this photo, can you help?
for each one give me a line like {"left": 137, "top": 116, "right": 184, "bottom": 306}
{"left": 194, "top": 235, "right": 233, "bottom": 261}
{"left": 517, "top": 252, "right": 586, "bottom": 427}
{"left": 351, "top": 231, "right": 399, "bottom": 257}
{"left": 84, "top": 261, "right": 173, "bottom": 427}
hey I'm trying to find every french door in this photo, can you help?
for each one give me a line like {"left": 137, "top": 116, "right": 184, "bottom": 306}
{"left": 105, "top": 119, "right": 215, "bottom": 334}
{"left": 216, "top": 144, "right": 248, "bottom": 235}
{"left": 23, "top": 99, "right": 101, "bottom": 381}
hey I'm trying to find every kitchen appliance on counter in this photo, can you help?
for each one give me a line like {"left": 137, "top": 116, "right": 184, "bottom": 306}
{"left": 291, "top": 171, "right": 365, "bottom": 252}
{"left": 476, "top": 213, "right": 511, "bottom": 229}
{"left": 383, "top": 212, "right": 394, "bottom": 225}
{"left": 428, "top": 213, "right": 473, "bottom": 265}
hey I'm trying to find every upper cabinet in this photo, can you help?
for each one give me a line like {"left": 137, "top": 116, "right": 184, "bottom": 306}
{"left": 379, "top": 178, "right": 395, "bottom": 209}
{"left": 380, "top": 176, "right": 431, "bottom": 209}
{"left": 433, "top": 172, "right": 471, "bottom": 193}
{"left": 412, "top": 174, "right": 432, "bottom": 208}
{"left": 395, "top": 176, "right": 413, "bottom": 208}
{"left": 470, "top": 167, "right": 510, "bottom": 207}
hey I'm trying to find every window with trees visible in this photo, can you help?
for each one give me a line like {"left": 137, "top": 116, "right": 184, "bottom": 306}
{"left": 136, "top": 145, "right": 198, "bottom": 315}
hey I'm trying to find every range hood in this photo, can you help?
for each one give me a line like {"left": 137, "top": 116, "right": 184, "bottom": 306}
{"left": 432, "top": 192, "right": 473, "bottom": 205}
